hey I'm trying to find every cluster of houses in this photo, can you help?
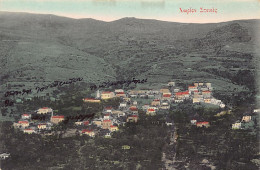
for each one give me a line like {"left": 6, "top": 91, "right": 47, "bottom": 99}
{"left": 231, "top": 109, "right": 259, "bottom": 130}
{"left": 13, "top": 81, "right": 225, "bottom": 137}
{"left": 13, "top": 107, "right": 65, "bottom": 134}
{"left": 87, "top": 82, "right": 225, "bottom": 116}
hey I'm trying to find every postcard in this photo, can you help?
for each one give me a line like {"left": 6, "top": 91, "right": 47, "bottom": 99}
{"left": 0, "top": 0, "right": 259, "bottom": 169}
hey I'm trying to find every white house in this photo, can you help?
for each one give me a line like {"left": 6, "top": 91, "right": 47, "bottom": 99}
{"left": 21, "top": 114, "right": 31, "bottom": 119}
{"left": 37, "top": 107, "right": 53, "bottom": 114}
{"left": 119, "top": 103, "right": 127, "bottom": 108}
{"left": 232, "top": 122, "right": 241, "bottom": 129}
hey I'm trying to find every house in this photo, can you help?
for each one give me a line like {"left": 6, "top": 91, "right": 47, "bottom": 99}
{"left": 129, "top": 106, "right": 138, "bottom": 113}
{"left": 104, "top": 113, "right": 110, "bottom": 120}
{"left": 151, "top": 99, "right": 160, "bottom": 106}
{"left": 105, "top": 106, "right": 113, "bottom": 113}
{"left": 37, "top": 123, "right": 47, "bottom": 130}
{"left": 127, "top": 115, "right": 138, "bottom": 123}
{"left": 151, "top": 90, "right": 160, "bottom": 94}
{"left": 160, "top": 88, "right": 170, "bottom": 94}
{"left": 190, "top": 119, "right": 197, "bottom": 125}
{"left": 130, "top": 94, "right": 137, "bottom": 98}
{"left": 162, "top": 94, "right": 171, "bottom": 100}
{"left": 160, "top": 104, "right": 170, "bottom": 110}
{"left": 92, "top": 120, "right": 102, "bottom": 127}
{"left": 194, "top": 83, "right": 199, "bottom": 87}
{"left": 175, "top": 91, "right": 189, "bottom": 100}
{"left": 123, "top": 97, "right": 131, "bottom": 102}
{"left": 82, "top": 98, "right": 101, "bottom": 103}
{"left": 161, "top": 100, "right": 169, "bottom": 106}
{"left": 110, "top": 125, "right": 119, "bottom": 132}
{"left": 168, "top": 82, "right": 175, "bottom": 86}
{"left": 204, "top": 98, "right": 211, "bottom": 104}
{"left": 173, "top": 88, "right": 180, "bottom": 92}
{"left": 188, "top": 86, "right": 197, "bottom": 92}
{"left": 83, "top": 121, "right": 90, "bottom": 126}
{"left": 18, "top": 120, "right": 29, "bottom": 128}
{"left": 112, "top": 110, "right": 125, "bottom": 117}
{"left": 253, "top": 109, "right": 260, "bottom": 113}
{"left": 75, "top": 121, "right": 83, "bottom": 126}
{"left": 37, "top": 107, "right": 53, "bottom": 114}
{"left": 196, "top": 121, "right": 210, "bottom": 128}
{"left": 82, "top": 129, "right": 95, "bottom": 137}
{"left": 50, "top": 115, "right": 65, "bottom": 124}
{"left": 102, "top": 119, "right": 112, "bottom": 129}
{"left": 174, "top": 99, "right": 184, "bottom": 103}
{"left": 165, "top": 118, "right": 173, "bottom": 126}
{"left": 133, "top": 101, "right": 138, "bottom": 105}
{"left": 122, "top": 145, "right": 131, "bottom": 150}
{"left": 21, "top": 114, "right": 31, "bottom": 119}
{"left": 193, "top": 98, "right": 201, "bottom": 103}
{"left": 0, "top": 153, "right": 10, "bottom": 160}
{"left": 105, "top": 133, "right": 111, "bottom": 138}
{"left": 147, "top": 94, "right": 155, "bottom": 98}
{"left": 115, "top": 89, "right": 124, "bottom": 93}
{"left": 165, "top": 122, "right": 173, "bottom": 126}
{"left": 146, "top": 108, "right": 156, "bottom": 116}
{"left": 202, "top": 91, "right": 211, "bottom": 98}
{"left": 119, "top": 103, "right": 127, "bottom": 108}
{"left": 23, "top": 128, "right": 35, "bottom": 134}
{"left": 219, "top": 103, "right": 225, "bottom": 108}
{"left": 142, "top": 104, "right": 150, "bottom": 110}
{"left": 205, "top": 83, "right": 212, "bottom": 88}
{"left": 232, "top": 122, "right": 242, "bottom": 129}
{"left": 116, "top": 92, "right": 126, "bottom": 98}
{"left": 242, "top": 116, "right": 251, "bottom": 122}
{"left": 101, "top": 91, "right": 115, "bottom": 100}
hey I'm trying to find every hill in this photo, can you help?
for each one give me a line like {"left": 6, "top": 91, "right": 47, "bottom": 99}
{"left": 0, "top": 11, "right": 259, "bottom": 104}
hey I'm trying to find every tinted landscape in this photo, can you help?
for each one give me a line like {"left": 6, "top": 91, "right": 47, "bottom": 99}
{"left": 0, "top": 12, "right": 259, "bottom": 170}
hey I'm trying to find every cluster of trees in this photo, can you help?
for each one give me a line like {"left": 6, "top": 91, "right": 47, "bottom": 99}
{"left": 1, "top": 111, "right": 171, "bottom": 170}
{"left": 170, "top": 104, "right": 259, "bottom": 170}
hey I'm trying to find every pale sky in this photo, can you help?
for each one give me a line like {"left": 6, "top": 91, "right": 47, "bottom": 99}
{"left": 0, "top": 0, "right": 259, "bottom": 23}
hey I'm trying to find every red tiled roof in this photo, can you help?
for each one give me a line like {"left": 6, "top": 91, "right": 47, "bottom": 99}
{"left": 110, "top": 125, "right": 117, "bottom": 128}
{"left": 153, "top": 99, "right": 160, "bottom": 101}
{"left": 103, "top": 120, "right": 111, "bottom": 122}
{"left": 196, "top": 121, "right": 209, "bottom": 125}
{"left": 176, "top": 91, "right": 189, "bottom": 95}
{"left": 148, "top": 109, "right": 155, "bottom": 112}
{"left": 41, "top": 107, "right": 49, "bottom": 109}
{"left": 130, "top": 107, "right": 138, "bottom": 111}
{"left": 38, "top": 123, "right": 46, "bottom": 126}
{"left": 24, "top": 129, "right": 33, "bottom": 131}
{"left": 18, "top": 121, "right": 29, "bottom": 124}
{"left": 129, "top": 115, "right": 138, "bottom": 118}
{"left": 104, "top": 113, "right": 110, "bottom": 116}
{"left": 202, "top": 91, "right": 211, "bottom": 93}
{"left": 22, "top": 114, "right": 30, "bottom": 116}
{"left": 102, "top": 91, "right": 112, "bottom": 94}
{"left": 105, "top": 106, "right": 112, "bottom": 110}
{"left": 82, "top": 129, "right": 93, "bottom": 133}
{"left": 116, "top": 92, "right": 125, "bottom": 94}
{"left": 163, "top": 94, "right": 171, "bottom": 97}
{"left": 52, "top": 115, "right": 64, "bottom": 119}
{"left": 83, "top": 98, "right": 95, "bottom": 100}
{"left": 83, "top": 121, "right": 89, "bottom": 125}
{"left": 188, "top": 86, "right": 196, "bottom": 88}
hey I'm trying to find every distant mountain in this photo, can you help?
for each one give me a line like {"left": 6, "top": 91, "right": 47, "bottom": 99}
{"left": 0, "top": 11, "right": 259, "bottom": 98}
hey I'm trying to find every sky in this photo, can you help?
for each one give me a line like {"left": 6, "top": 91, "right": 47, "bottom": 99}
{"left": 0, "top": 0, "right": 260, "bottom": 23}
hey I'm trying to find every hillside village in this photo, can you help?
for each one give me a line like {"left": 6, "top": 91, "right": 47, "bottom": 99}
{"left": 12, "top": 82, "right": 230, "bottom": 137}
